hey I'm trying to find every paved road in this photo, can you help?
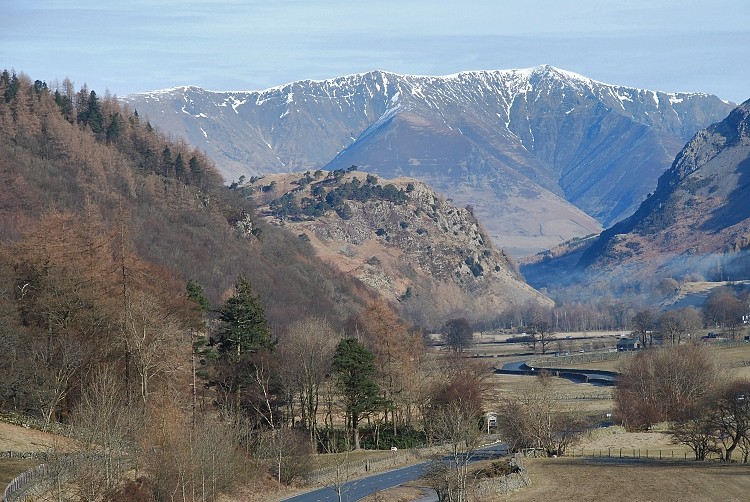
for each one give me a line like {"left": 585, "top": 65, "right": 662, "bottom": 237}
{"left": 500, "top": 360, "right": 617, "bottom": 386}
{"left": 281, "top": 442, "right": 507, "bottom": 502}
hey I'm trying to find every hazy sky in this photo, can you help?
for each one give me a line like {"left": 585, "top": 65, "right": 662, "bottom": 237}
{"left": 2, "top": 0, "right": 748, "bottom": 102}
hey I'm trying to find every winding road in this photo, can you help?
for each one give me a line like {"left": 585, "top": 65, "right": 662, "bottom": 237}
{"left": 281, "top": 442, "right": 508, "bottom": 502}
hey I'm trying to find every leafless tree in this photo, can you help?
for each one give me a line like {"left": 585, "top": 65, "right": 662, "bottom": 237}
{"left": 276, "top": 316, "right": 339, "bottom": 438}
{"left": 712, "top": 379, "right": 750, "bottom": 462}
{"left": 615, "top": 344, "right": 720, "bottom": 429}
{"left": 497, "top": 372, "right": 585, "bottom": 456}
{"left": 69, "top": 365, "right": 141, "bottom": 500}
{"left": 426, "top": 399, "right": 484, "bottom": 502}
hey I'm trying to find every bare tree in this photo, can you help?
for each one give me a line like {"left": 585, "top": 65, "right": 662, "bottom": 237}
{"left": 69, "top": 365, "right": 141, "bottom": 500}
{"left": 615, "top": 344, "right": 720, "bottom": 429}
{"left": 631, "top": 308, "right": 658, "bottom": 347}
{"left": 497, "top": 372, "right": 585, "bottom": 456}
{"left": 525, "top": 304, "right": 555, "bottom": 354}
{"left": 256, "top": 426, "right": 313, "bottom": 484}
{"left": 276, "top": 316, "right": 339, "bottom": 438}
{"left": 712, "top": 379, "right": 750, "bottom": 462}
{"left": 442, "top": 317, "right": 473, "bottom": 354}
{"left": 426, "top": 400, "right": 484, "bottom": 502}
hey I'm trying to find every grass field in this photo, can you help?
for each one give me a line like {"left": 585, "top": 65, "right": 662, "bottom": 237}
{"left": 502, "top": 458, "right": 750, "bottom": 502}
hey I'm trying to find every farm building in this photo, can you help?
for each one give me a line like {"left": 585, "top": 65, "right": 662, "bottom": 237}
{"left": 616, "top": 338, "right": 642, "bottom": 351}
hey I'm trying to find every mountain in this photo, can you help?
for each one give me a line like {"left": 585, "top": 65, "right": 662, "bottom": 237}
{"left": 122, "top": 66, "right": 734, "bottom": 256}
{"left": 247, "top": 169, "right": 551, "bottom": 326}
{"left": 523, "top": 99, "right": 750, "bottom": 295}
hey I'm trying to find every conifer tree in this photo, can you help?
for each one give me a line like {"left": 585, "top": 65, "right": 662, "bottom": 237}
{"left": 216, "top": 276, "right": 273, "bottom": 358}
{"left": 331, "top": 338, "right": 384, "bottom": 449}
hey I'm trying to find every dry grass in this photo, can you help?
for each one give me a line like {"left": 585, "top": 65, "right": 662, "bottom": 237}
{"left": 0, "top": 458, "right": 40, "bottom": 488}
{"left": 0, "top": 421, "right": 74, "bottom": 493}
{"left": 500, "top": 458, "right": 750, "bottom": 502}
{"left": 487, "top": 372, "right": 614, "bottom": 416}
{"left": 0, "top": 422, "right": 68, "bottom": 452}
{"left": 359, "top": 486, "right": 431, "bottom": 502}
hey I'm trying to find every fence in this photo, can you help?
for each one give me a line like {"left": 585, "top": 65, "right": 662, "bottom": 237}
{"left": 563, "top": 448, "right": 714, "bottom": 461}
{"left": 304, "top": 450, "right": 412, "bottom": 485}
{"left": 3, "top": 462, "right": 51, "bottom": 502}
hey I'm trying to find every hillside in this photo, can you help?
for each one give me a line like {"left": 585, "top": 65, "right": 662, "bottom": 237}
{"left": 122, "top": 66, "right": 733, "bottom": 256}
{"left": 0, "top": 70, "right": 369, "bottom": 332}
{"left": 523, "top": 99, "right": 750, "bottom": 297}
{"left": 249, "top": 169, "right": 551, "bottom": 326}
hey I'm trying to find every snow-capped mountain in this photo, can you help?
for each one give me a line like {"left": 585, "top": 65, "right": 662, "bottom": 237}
{"left": 122, "top": 66, "right": 733, "bottom": 256}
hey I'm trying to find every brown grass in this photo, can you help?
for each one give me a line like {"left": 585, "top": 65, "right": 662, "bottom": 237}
{"left": 500, "top": 458, "right": 750, "bottom": 502}
{"left": 0, "top": 422, "right": 68, "bottom": 452}
{"left": 0, "top": 458, "right": 40, "bottom": 488}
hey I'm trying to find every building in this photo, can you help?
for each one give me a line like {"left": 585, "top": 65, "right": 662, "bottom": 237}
{"left": 616, "top": 338, "right": 642, "bottom": 351}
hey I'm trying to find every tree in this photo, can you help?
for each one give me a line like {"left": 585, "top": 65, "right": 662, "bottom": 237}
{"left": 442, "top": 317, "right": 473, "bottom": 353}
{"left": 658, "top": 307, "right": 701, "bottom": 345}
{"left": 331, "top": 338, "right": 385, "bottom": 450}
{"left": 497, "top": 372, "right": 585, "bottom": 456}
{"left": 631, "top": 308, "right": 657, "bottom": 347}
{"left": 276, "top": 316, "right": 339, "bottom": 439}
{"left": 712, "top": 379, "right": 750, "bottom": 462}
{"left": 174, "top": 152, "right": 185, "bottom": 179}
{"left": 213, "top": 276, "right": 275, "bottom": 415}
{"left": 216, "top": 276, "right": 273, "bottom": 358}
{"left": 425, "top": 401, "right": 483, "bottom": 502}
{"left": 525, "top": 304, "right": 555, "bottom": 354}
{"left": 161, "top": 146, "right": 174, "bottom": 177}
{"left": 671, "top": 406, "right": 721, "bottom": 461}
{"left": 614, "top": 344, "right": 719, "bottom": 429}
{"left": 186, "top": 279, "right": 211, "bottom": 314}
{"left": 69, "top": 365, "right": 141, "bottom": 499}
{"left": 357, "top": 300, "right": 425, "bottom": 432}
{"left": 703, "top": 287, "right": 747, "bottom": 339}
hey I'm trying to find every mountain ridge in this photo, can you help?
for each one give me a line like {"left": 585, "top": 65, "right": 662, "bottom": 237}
{"left": 122, "top": 66, "right": 734, "bottom": 256}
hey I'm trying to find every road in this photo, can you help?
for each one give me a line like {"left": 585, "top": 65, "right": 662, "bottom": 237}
{"left": 281, "top": 442, "right": 507, "bottom": 502}
{"left": 499, "top": 360, "right": 617, "bottom": 386}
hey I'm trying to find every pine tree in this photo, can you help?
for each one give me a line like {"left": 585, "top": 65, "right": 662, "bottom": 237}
{"left": 174, "top": 153, "right": 185, "bottom": 179}
{"left": 216, "top": 276, "right": 273, "bottom": 357}
{"left": 332, "top": 338, "right": 385, "bottom": 449}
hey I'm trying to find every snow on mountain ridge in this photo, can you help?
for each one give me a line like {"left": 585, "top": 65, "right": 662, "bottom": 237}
{"left": 126, "top": 65, "right": 708, "bottom": 111}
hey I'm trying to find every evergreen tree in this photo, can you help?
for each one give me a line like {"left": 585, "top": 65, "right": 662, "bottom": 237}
{"left": 216, "top": 276, "right": 274, "bottom": 357}
{"left": 161, "top": 146, "right": 174, "bottom": 177}
{"left": 332, "top": 338, "right": 385, "bottom": 449}
{"left": 105, "top": 112, "right": 122, "bottom": 143}
{"left": 186, "top": 279, "right": 211, "bottom": 314}
{"left": 174, "top": 153, "right": 185, "bottom": 179}
{"left": 85, "top": 90, "right": 104, "bottom": 135}
{"left": 189, "top": 155, "right": 202, "bottom": 181}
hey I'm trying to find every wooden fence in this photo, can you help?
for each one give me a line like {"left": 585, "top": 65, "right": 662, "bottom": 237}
{"left": 564, "top": 448, "right": 714, "bottom": 461}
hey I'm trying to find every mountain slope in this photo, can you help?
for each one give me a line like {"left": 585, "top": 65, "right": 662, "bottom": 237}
{"left": 0, "top": 70, "right": 371, "bottom": 331}
{"left": 248, "top": 170, "right": 551, "bottom": 325}
{"left": 524, "top": 99, "right": 750, "bottom": 294}
{"left": 123, "top": 66, "right": 733, "bottom": 256}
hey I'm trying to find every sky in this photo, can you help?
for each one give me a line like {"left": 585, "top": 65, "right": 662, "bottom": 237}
{"left": 1, "top": 0, "right": 749, "bottom": 103}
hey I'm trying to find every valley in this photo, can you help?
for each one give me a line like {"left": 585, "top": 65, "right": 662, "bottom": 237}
{"left": 2, "top": 64, "right": 750, "bottom": 502}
